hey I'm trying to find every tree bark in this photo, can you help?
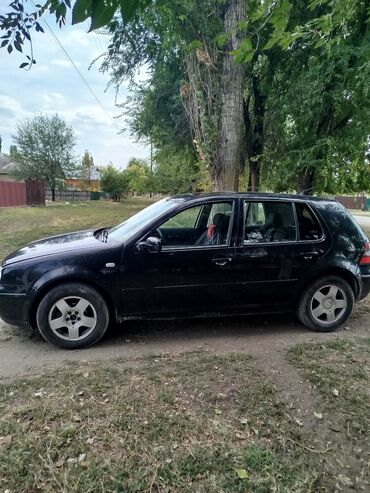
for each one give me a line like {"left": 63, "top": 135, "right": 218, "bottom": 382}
{"left": 212, "top": 0, "right": 246, "bottom": 191}
{"left": 245, "top": 75, "right": 265, "bottom": 192}
{"left": 297, "top": 168, "right": 315, "bottom": 195}
{"left": 51, "top": 187, "right": 56, "bottom": 202}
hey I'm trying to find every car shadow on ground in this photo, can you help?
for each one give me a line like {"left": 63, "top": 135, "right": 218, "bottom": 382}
{"left": 105, "top": 312, "right": 306, "bottom": 345}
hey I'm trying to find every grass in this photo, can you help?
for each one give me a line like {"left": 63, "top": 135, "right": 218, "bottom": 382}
{"left": 0, "top": 352, "right": 327, "bottom": 493}
{"left": 0, "top": 198, "right": 154, "bottom": 260}
{"left": 288, "top": 338, "right": 370, "bottom": 440}
{"left": 288, "top": 338, "right": 370, "bottom": 490}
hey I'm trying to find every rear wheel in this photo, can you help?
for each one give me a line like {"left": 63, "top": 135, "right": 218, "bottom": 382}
{"left": 297, "top": 276, "right": 354, "bottom": 332}
{"left": 36, "top": 283, "right": 109, "bottom": 349}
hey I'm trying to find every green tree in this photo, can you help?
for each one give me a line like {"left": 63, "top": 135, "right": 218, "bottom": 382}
{"left": 152, "top": 146, "right": 202, "bottom": 193}
{"left": 99, "top": 164, "right": 129, "bottom": 201}
{"left": 125, "top": 158, "right": 150, "bottom": 194}
{"left": 261, "top": 0, "right": 370, "bottom": 194}
{"left": 9, "top": 145, "right": 18, "bottom": 158}
{"left": 3, "top": 0, "right": 369, "bottom": 195}
{"left": 80, "top": 150, "right": 95, "bottom": 190}
{"left": 103, "top": 0, "right": 246, "bottom": 191}
{"left": 12, "top": 113, "right": 76, "bottom": 201}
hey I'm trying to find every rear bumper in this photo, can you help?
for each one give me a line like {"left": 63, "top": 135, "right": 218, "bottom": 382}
{"left": 0, "top": 290, "right": 30, "bottom": 328}
{"left": 359, "top": 275, "right": 370, "bottom": 300}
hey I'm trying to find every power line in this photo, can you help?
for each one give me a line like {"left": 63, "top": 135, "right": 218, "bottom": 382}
{"left": 30, "top": 2, "right": 120, "bottom": 130}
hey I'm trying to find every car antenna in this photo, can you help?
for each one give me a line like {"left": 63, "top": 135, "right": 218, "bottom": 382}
{"left": 299, "top": 187, "right": 313, "bottom": 195}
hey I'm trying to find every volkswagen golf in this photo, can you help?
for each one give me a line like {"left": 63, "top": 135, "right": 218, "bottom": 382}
{"left": 0, "top": 193, "right": 369, "bottom": 348}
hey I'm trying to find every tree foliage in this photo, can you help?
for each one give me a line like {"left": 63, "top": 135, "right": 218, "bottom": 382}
{"left": 99, "top": 164, "right": 129, "bottom": 201}
{"left": 80, "top": 149, "right": 95, "bottom": 189}
{"left": 2, "top": 0, "right": 369, "bottom": 194}
{"left": 12, "top": 113, "right": 76, "bottom": 201}
{"left": 125, "top": 158, "right": 150, "bottom": 193}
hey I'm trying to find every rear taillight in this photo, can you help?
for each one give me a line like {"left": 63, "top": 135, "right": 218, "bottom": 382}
{"left": 359, "top": 242, "right": 370, "bottom": 265}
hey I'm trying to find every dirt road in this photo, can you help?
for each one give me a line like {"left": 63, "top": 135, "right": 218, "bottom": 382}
{"left": 1, "top": 297, "right": 369, "bottom": 380}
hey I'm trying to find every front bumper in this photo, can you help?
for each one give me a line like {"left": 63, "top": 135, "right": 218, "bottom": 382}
{"left": 0, "top": 286, "right": 30, "bottom": 328}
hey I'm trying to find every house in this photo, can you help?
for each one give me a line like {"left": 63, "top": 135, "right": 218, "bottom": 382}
{"left": 64, "top": 166, "right": 101, "bottom": 191}
{"left": 0, "top": 153, "right": 19, "bottom": 182}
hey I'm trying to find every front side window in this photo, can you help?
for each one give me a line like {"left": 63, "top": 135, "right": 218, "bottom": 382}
{"left": 244, "top": 201, "right": 296, "bottom": 244}
{"left": 157, "top": 201, "right": 233, "bottom": 249}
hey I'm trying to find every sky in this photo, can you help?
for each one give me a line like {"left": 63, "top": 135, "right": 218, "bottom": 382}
{"left": 0, "top": 9, "right": 148, "bottom": 170}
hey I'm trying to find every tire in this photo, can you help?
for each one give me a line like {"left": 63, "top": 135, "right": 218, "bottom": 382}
{"left": 297, "top": 276, "right": 354, "bottom": 332}
{"left": 36, "top": 283, "right": 109, "bottom": 349}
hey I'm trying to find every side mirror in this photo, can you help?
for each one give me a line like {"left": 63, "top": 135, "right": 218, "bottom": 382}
{"left": 136, "top": 236, "right": 162, "bottom": 253}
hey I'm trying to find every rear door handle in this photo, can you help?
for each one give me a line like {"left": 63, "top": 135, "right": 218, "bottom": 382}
{"left": 212, "top": 257, "right": 232, "bottom": 267}
{"left": 300, "top": 251, "right": 319, "bottom": 260}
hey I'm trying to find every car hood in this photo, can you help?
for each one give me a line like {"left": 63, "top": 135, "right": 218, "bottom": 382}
{"left": 3, "top": 230, "right": 106, "bottom": 266}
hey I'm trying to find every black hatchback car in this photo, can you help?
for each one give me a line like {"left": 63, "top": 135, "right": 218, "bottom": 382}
{"left": 0, "top": 193, "right": 369, "bottom": 348}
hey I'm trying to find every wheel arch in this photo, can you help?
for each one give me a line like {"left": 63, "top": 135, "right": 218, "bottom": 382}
{"left": 297, "top": 267, "right": 360, "bottom": 304}
{"left": 30, "top": 277, "right": 117, "bottom": 330}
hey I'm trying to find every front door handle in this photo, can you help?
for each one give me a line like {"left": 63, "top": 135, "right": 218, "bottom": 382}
{"left": 300, "top": 251, "right": 319, "bottom": 260}
{"left": 212, "top": 257, "right": 232, "bottom": 267}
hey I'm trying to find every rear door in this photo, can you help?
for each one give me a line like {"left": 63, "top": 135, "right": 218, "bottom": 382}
{"left": 233, "top": 199, "right": 329, "bottom": 310}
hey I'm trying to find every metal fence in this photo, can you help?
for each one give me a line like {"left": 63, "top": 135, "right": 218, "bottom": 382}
{"left": 45, "top": 190, "right": 91, "bottom": 201}
{"left": 335, "top": 195, "right": 367, "bottom": 210}
{"left": 0, "top": 180, "right": 45, "bottom": 207}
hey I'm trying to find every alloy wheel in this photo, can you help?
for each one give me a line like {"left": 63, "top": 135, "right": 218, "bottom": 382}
{"left": 48, "top": 296, "right": 97, "bottom": 341}
{"left": 310, "top": 284, "right": 347, "bottom": 325}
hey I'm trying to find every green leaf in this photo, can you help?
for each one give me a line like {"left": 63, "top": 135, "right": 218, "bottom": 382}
{"left": 120, "top": 0, "right": 152, "bottom": 22}
{"left": 215, "top": 33, "right": 228, "bottom": 48}
{"left": 231, "top": 37, "right": 254, "bottom": 63}
{"left": 178, "top": 14, "right": 187, "bottom": 22}
{"left": 72, "top": 0, "right": 92, "bottom": 24}
{"left": 240, "top": 37, "right": 252, "bottom": 52}
{"left": 237, "top": 20, "right": 248, "bottom": 31}
{"left": 263, "top": 34, "right": 278, "bottom": 50}
{"left": 90, "top": 0, "right": 118, "bottom": 31}
{"left": 235, "top": 469, "right": 249, "bottom": 479}
{"left": 186, "top": 40, "right": 203, "bottom": 52}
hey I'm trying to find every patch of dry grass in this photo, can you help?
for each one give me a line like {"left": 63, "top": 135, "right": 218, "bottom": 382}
{"left": 288, "top": 338, "right": 370, "bottom": 490}
{"left": 0, "top": 352, "right": 324, "bottom": 493}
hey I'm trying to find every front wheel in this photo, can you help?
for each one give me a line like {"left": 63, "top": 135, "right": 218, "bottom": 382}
{"left": 36, "top": 283, "right": 109, "bottom": 349}
{"left": 297, "top": 276, "right": 354, "bottom": 332}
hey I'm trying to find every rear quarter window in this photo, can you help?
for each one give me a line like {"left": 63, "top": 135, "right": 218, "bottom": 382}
{"left": 296, "top": 203, "right": 323, "bottom": 241}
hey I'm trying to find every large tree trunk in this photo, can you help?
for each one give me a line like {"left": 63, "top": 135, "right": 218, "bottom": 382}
{"left": 51, "top": 187, "right": 56, "bottom": 202}
{"left": 248, "top": 163, "right": 260, "bottom": 191}
{"left": 212, "top": 0, "right": 246, "bottom": 191}
{"left": 297, "top": 168, "right": 315, "bottom": 195}
{"left": 245, "top": 75, "right": 265, "bottom": 192}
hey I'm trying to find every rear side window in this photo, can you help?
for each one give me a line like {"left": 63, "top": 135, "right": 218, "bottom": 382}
{"left": 296, "top": 203, "right": 323, "bottom": 241}
{"left": 244, "top": 201, "right": 296, "bottom": 243}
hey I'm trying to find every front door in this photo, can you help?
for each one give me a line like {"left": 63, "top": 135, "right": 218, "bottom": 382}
{"left": 121, "top": 199, "right": 239, "bottom": 317}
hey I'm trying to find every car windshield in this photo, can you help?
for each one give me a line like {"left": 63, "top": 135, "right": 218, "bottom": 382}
{"left": 108, "top": 198, "right": 184, "bottom": 243}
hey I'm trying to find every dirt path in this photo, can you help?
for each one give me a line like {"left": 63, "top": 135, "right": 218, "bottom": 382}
{"left": 1, "top": 298, "right": 369, "bottom": 380}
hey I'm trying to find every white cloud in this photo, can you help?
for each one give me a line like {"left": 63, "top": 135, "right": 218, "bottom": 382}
{"left": 0, "top": 18, "right": 147, "bottom": 166}
{"left": 50, "top": 59, "right": 80, "bottom": 68}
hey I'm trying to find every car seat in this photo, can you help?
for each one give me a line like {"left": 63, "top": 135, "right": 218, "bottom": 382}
{"left": 196, "top": 213, "right": 229, "bottom": 246}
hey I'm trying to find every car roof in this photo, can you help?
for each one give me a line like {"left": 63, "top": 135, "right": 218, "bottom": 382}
{"left": 170, "top": 192, "right": 336, "bottom": 203}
